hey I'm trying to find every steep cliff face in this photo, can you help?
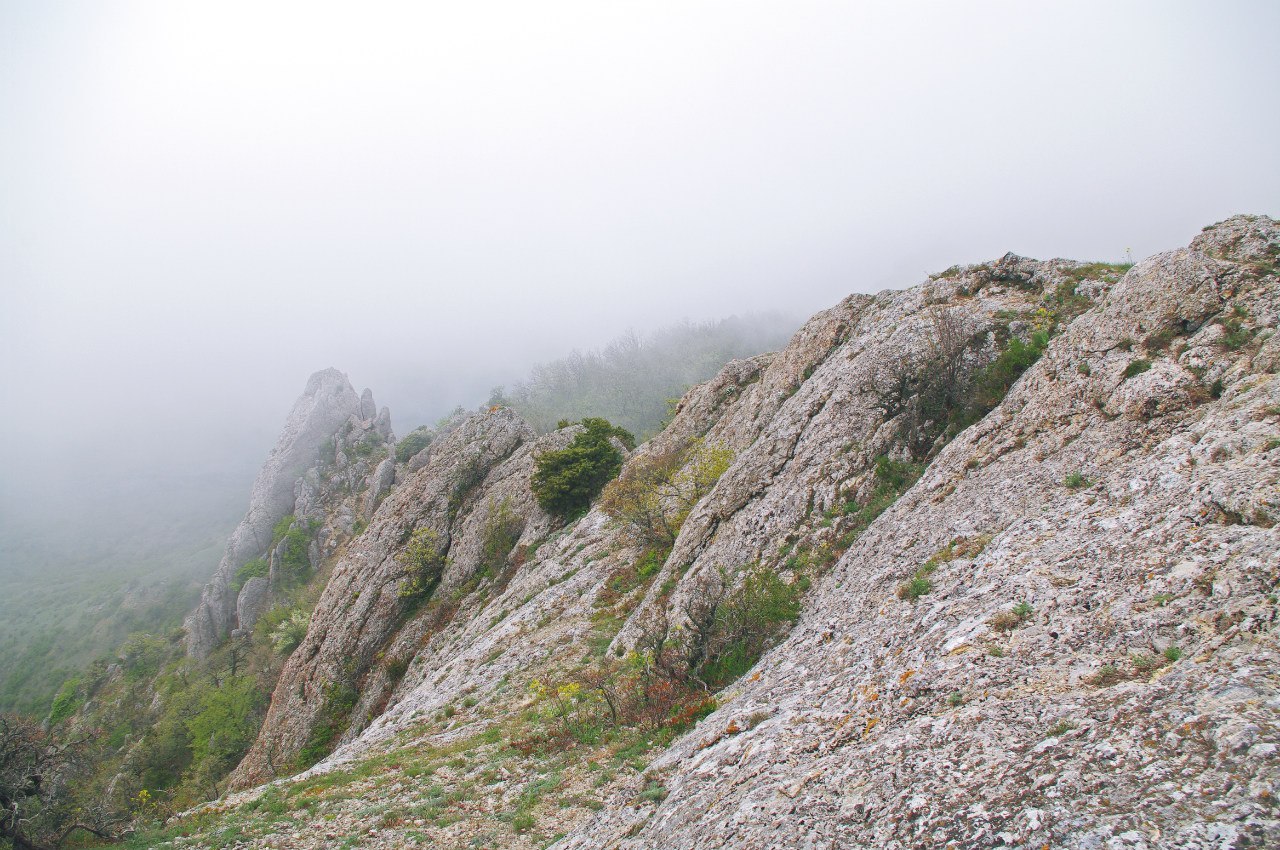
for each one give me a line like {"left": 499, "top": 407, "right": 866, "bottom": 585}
{"left": 171, "top": 216, "right": 1276, "bottom": 850}
{"left": 184, "top": 368, "right": 394, "bottom": 658}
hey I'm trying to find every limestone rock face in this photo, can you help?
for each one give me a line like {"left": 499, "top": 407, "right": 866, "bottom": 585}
{"left": 230, "top": 408, "right": 544, "bottom": 786}
{"left": 183, "top": 369, "right": 393, "bottom": 658}
{"left": 234, "top": 577, "right": 270, "bottom": 632}
{"left": 551, "top": 214, "right": 1280, "bottom": 849}
{"left": 211, "top": 216, "right": 1276, "bottom": 849}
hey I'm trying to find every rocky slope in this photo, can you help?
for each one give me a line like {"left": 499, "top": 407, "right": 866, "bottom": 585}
{"left": 165, "top": 215, "right": 1277, "bottom": 849}
{"left": 184, "top": 369, "right": 394, "bottom": 658}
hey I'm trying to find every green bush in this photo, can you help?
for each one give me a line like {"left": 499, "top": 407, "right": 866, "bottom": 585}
{"left": 600, "top": 439, "right": 734, "bottom": 549}
{"left": 395, "top": 427, "right": 433, "bottom": 463}
{"left": 699, "top": 563, "right": 802, "bottom": 688}
{"left": 231, "top": 558, "right": 268, "bottom": 592}
{"left": 184, "top": 675, "right": 263, "bottom": 782}
{"left": 1123, "top": 359, "right": 1152, "bottom": 379}
{"left": 477, "top": 500, "right": 524, "bottom": 578}
{"left": 1064, "top": 472, "right": 1090, "bottom": 489}
{"left": 297, "top": 678, "right": 359, "bottom": 768}
{"left": 531, "top": 418, "right": 634, "bottom": 520}
{"left": 48, "top": 676, "right": 83, "bottom": 725}
{"left": 967, "top": 331, "right": 1049, "bottom": 415}
{"left": 269, "top": 609, "right": 310, "bottom": 656}
{"left": 397, "top": 528, "right": 448, "bottom": 602}
{"left": 271, "top": 516, "right": 315, "bottom": 585}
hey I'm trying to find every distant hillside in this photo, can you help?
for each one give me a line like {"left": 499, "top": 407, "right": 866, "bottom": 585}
{"left": 0, "top": 468, "right": 247, "bottom": 715}
{"left": 493, "top": 313, "right": 798, "bottom": 439}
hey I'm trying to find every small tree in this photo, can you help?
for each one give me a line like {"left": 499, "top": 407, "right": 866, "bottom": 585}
{"left": 531, "top": 418, "right": 634, "bottom": 519}
{"left": 1, "top": 714, "right": 118, "bottom": 849}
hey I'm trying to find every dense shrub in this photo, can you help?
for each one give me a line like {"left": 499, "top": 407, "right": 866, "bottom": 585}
{"left": 697, "top": 562, "right": 802, "bottom": 688}
{"left": 271, "top": 516, "right": 315, "bottom": 585}
{"left": 47, "top": 676, "right": 83, "bottom": 725}
{"left": 120, "top": 632, "right": 169, "bottom": 681}
{"left": 531, "top": 418, "right": 634, "bottom": 520}
{"left": 268, "top": 609, "right": 310, "bottom": 656}
{"left": 183, "top": 675, "right": 263, "bottom": 793}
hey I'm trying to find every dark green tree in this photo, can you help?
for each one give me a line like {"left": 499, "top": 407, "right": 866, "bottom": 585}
{"left": 531, "top": 419, "right": 633, "bottom": 520}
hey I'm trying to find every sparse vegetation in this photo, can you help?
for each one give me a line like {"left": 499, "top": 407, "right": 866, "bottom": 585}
{"left": 1217, "top": 307, "right": 1255, "bottom": 351}
{"left": 599, "top": 439, "right": 734, "bottom": 550}
{"left": 1064, "top": 471, "right": 1090, "bottom": 489}
{"left": 397, "top": 528, "right": 448, "bottom": 602}
{"left": 1123, "top": 358, "right": 1152, "bottom": 379}
{"left": 989, "top": 601, "right": 1033, "bottom": 631}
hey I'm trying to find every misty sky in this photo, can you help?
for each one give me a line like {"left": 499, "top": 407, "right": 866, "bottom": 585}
{"left": 2, "top": 1, "right": 1277, "bottom": 530}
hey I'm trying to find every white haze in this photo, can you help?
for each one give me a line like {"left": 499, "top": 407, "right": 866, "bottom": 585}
{"left": 1, "top": 1, "right": 1277, "bottom": 538}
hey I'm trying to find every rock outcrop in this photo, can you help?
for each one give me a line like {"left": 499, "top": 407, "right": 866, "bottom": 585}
{"left": 184, "top": 368, "right": 393, "bottom": 658}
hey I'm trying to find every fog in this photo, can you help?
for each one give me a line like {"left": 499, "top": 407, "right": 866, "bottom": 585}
{"left": 2, "top": 1, "right": 1277, "bottom": 542}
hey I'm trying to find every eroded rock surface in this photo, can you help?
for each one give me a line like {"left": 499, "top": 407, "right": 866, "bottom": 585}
{"left": 183, "top": 216, "right": 1276, "bottom": 850}
{"left": 184, "top": 369, "right": 393, "bottom": 657}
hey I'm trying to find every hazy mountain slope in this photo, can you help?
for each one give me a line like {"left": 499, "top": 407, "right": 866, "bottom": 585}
{"left": 499, "top": 313, "right": 798, "bottom": 439}
{"left": 130, "top": 215, "right": 1276, "bottom": 850}
{"left": 0, "top": 474, "right": 245, "bottom": 715}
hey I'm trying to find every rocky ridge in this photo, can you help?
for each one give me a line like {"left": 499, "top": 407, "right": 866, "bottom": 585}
{"left": 173, "top": 216, "right": 1276, "bottom": 849}
{"left": 184, "top": 369, "right": 394, "bottom": 658}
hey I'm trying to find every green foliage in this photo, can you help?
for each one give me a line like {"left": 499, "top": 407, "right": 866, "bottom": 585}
{"left": 1064, "top": 471, "right": 1090, "bottom": 489}
{"left": 397, "top": 528, "right": 448, "bottom": 602}
{"left": 897, "top": 574, "right": 933, "bottom": 601}
{"left": 269, "top": 609, "right": 310, "bottom": 656}
{"left": 502, "top": 315, "right": 796, "bottom": 439}
{"left": 1123, "top": 358, "right": 1152, "bottom": 379}
{"left": 600, "top": 439, "right": 734, "bottom": 549}
{"left": 231, "top": 558, "right": 269, "bottom": 592}
{"left": 531, "top": 419, "right": 632, "bottom": 520}
{"left": 477, "top": 500, "right": 525, "bottom": 579}
{"left": 967, "top": 331, "right": 1049, "bottom": 416}
{"left": 47, "top": 676, "right": 83, "bottom": 725}
{"left": 348, "top": 434, "right": 383, "bottom": 459}
{"left": 184, "top": 675, "right": 263, "bottom": 780}
{"left": 699, "top": 562, "right": 803, "bottom": 688}
{"left": 395, "top": 427, "right": 433, "bottom": 463}
{"left": 1163, "top": 645, "right": 1184, "bottom": 663}
{"left": 121, "top": 632, "right": 170, "bottom": 681}
{"left": 271, "top": 516, "right": 315, "bottom": 586}
{"left": 638, "top": 781, "right": 668, "bottom": 803}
